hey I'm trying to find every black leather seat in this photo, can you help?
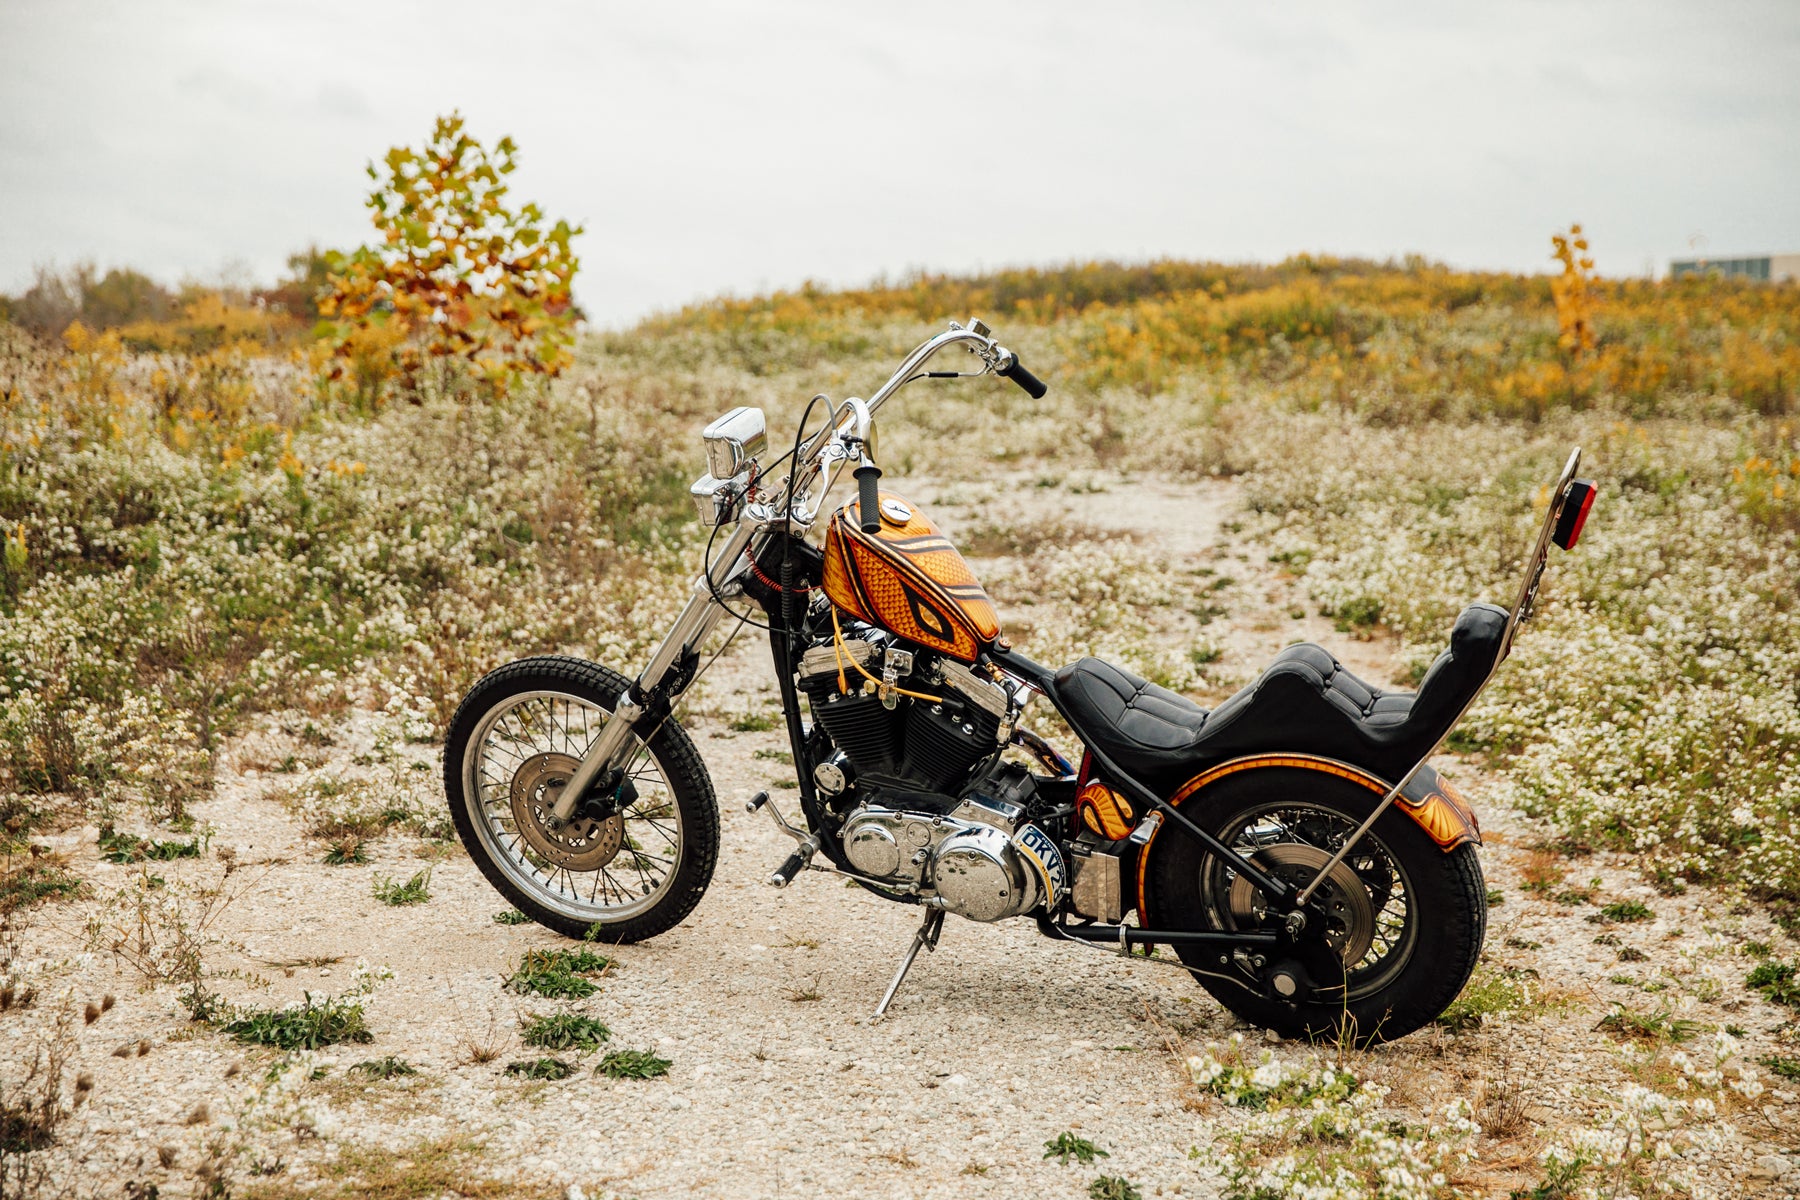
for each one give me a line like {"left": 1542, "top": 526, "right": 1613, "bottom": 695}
{"left": 1053, "top": 603, "right": 1508, "bottom": 789}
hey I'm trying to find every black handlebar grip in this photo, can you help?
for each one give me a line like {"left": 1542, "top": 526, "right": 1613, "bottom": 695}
{"left": 998, "top": 354, "right": 1049, "bottom": 399}
{"left": 855, "top": 463, "right": 883, "bottom": 533}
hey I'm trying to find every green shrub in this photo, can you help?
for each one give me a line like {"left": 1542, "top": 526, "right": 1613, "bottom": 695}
{"left": 372, "top": 868, "right": 431, "bottom": 906}
{"left": 222, "top": 992, "right": 373, "bottom": 1051}
{"left": 349, "top": 1056, "right": 417, "bottom": 1080}
{"left": 519, "top": 1013, "right": 610, "bottom": 1054}
{"left": 1044, "top": 1132, "right": 1108, "bottom": 1165}
{"left": 503, "top": 947, "right": 613, "bottom": 999}
{"left": 505, "top": 1057, "right": 574, "bottom": 1081}
{"left": 595, "top": 1049, "right": 671, "bottom": 1080}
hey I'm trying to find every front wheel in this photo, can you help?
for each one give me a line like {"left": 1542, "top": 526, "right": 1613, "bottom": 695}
{"left": 444, "top": 655, "right": 720, "bottom": 942}
{"left": 1143, "top": 766, "right": 1485, "bottom": 1044}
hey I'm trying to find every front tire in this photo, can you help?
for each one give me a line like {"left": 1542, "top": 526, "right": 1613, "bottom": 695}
{"left": 444, "top": 655, "right": 719, "bottom": 942}
{"left": 1143, "top": 766, "right": 1485, "bottom": 1044}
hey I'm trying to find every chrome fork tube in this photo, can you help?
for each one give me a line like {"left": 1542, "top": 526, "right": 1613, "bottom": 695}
{"left": 550, "top": 521, "right": 758, "bottom": 821}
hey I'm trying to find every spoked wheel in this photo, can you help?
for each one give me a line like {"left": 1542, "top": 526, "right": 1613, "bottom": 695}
{"left": 1143, "top": 766, "right": 1485, "bottom": 1044}
{"left": 444, "top": 656, "right": 719, "bottom": 942}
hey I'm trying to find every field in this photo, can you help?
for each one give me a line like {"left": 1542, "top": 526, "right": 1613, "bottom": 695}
{"left": 3, "top": 258, "right": 1800, "bottom": 1198}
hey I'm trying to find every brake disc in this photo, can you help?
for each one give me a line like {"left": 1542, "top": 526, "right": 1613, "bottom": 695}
{"left": 510, "top": 752, "right": 624, "bottom": 871}
{"left": 1228, "top": 843, "right": 1376, "bottom": 968}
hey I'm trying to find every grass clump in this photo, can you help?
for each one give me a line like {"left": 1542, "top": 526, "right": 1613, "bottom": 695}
{"left": 97, "top": 826, "right": 203, "bottom": 863}
{"left": 1044, "top": 1131, "right": 1108, "bottom": 1165}
{"left": 596, "top": 1048, "right": 671, "bottom": 1079}
{"left": 519, "top": 1012, "right": 610, "bottom": 1054}
{"left": 322, "top": 837, "right": 368, "bottom": 866}
{"left": 504, "top": 1057, "right": 574, "bottom": 1081}
{"left": 1594, "top": 1003, "right": 1699, "bottom": 1045}
{"left": 1436, "top": 965, "right": 1530, "bottom": 1031}
{"left": 1088, "top": 1178, "right": 1141, "bottom": 1200}
{"left": 0, "top": 858, "right": 83, "bottom": 909}
{"left": 492, "top": 908, "right": 531, "bottom": 925}
{"left": 1746, "top": 959, "right": 1800, "bottom": 1007}
{"left": 371, "top": 868, "right": 431, "bottom": 906}
{"left": 348, "top": 1056, "right": 417, "bottom": 1080}
{"left": 1592, "top": 900, "right": 1654, "bottom": 923}
{"left": 503, "top": 947, "right": 613, "bottom": 999}
{"left": 222, "top": 991, "right": 374, "bottom": 1051}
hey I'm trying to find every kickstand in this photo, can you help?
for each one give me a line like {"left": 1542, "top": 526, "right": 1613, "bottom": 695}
{"left": 872, "top": 907, "right": 945, "bottom": 1020}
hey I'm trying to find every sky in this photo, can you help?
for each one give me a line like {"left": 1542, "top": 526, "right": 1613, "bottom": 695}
{"left": 2, "top": 0, "right": 1797, "bottom": 327}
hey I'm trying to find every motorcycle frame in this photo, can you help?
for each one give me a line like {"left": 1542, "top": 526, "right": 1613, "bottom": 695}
{"left": 545, "top": 318, "right": 1583, "bottom": 958}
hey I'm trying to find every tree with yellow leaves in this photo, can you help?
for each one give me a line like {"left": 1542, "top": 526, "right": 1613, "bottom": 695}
{"left": 1550, "top": 224, "right": 1597, "bottom": 362}
{"left": 319, "top": 113, "right": 583, "bottom": 406}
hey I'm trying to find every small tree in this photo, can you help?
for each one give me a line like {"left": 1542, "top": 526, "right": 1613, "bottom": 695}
{"left": 1550, "top": 224, "right": 1597, "bottom": 362}
{"left": 319, "top": 113, "right": 582, "bottom": 405}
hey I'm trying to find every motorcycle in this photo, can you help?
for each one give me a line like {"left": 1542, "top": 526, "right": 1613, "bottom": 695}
{"left": 443, "top": 319, "right": 1598, "bottom": 1043}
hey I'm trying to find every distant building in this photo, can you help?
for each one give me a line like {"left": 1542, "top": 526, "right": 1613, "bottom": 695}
{"left": 1669, "top": 254, "right": 1800, "bottom": 282}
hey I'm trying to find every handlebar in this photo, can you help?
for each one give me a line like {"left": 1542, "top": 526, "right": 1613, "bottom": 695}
{"left": 763, "top": 320, "right": 1043, "bottom": 529}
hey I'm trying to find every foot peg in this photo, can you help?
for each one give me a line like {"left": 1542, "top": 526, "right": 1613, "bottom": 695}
{"left": 767, "top": 838, "right": 818, "bottom": 888}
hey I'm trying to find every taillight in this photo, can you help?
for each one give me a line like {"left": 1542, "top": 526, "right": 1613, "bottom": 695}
{"left": 1553, "top": 479, "right": 1597, "bottom": 550}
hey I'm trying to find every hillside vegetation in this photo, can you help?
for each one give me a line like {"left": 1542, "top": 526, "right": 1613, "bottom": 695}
{"left": 3, "top": 252, "right": 1798, "bottom": 913}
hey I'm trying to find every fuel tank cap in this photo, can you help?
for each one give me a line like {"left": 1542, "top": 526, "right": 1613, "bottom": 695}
{"left": 878, "top": 497, "right": 913, "bottom": 524}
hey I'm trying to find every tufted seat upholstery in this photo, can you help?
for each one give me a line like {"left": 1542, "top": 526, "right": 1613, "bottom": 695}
{"left": 1054, "top": 603, "right": 1509, "bottom": 788}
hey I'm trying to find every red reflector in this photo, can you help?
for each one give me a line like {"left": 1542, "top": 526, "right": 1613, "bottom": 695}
{"left": 1553, "top": 480, "right": 1596, "bottom": 550}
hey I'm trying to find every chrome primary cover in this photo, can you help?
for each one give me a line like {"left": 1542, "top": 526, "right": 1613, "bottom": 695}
{"left": 933, "top": 825, "right": 1039, "bottom": 922}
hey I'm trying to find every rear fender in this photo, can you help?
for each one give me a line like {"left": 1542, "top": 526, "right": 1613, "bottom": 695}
{"left": 1166, "top": 754, "right": 1480, "bottom": 851}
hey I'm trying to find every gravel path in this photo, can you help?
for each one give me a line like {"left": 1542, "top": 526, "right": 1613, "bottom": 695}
{"left": 10, "top": 472, "right": 1800, "bottom": 1198}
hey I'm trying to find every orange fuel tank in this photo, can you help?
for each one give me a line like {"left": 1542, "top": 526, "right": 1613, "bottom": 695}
{"left": 820, "top": 491, "right": 1001, "bottom": 663}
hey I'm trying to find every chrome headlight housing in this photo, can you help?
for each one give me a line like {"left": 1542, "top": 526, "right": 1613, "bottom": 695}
{"left": 691, "top": 406, "right": 768, "bottom": 526}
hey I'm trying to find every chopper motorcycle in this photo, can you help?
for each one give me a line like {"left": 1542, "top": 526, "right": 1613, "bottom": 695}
{"left": 444, "top": 319, "right": 1598, "bottom": 1043}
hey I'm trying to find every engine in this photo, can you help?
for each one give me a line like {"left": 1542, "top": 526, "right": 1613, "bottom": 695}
{"left": 795, "top": 623, "right": 1067, "bottom": 922}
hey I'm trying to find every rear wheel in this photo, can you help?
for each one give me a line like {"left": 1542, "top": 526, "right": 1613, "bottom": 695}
{"left": 1143, "top": 766, "right": 1484, "bottom": 1044}
{"left": 445, "top": 656, "right": 719, "bottom": 942}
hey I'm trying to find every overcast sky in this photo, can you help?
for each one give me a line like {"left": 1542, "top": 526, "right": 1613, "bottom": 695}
{"left": 2, "top": 0, "right": 1796, "bottom": 327}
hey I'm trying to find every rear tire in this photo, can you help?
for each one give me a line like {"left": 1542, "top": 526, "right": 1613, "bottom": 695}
{"left": 444, "top": 655, "right": 719, "bottom": 943}
{"left": 1143, "top": 766, "right": 1484, "bottom": 1044}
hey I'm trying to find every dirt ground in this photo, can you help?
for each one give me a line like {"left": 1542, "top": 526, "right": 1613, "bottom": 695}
{"left": 9, "top": 472, "right": 1800, "bottom": 1199}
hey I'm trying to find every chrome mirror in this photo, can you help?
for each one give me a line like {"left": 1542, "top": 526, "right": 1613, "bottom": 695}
{"left": 703, "top": 406, "right": 767, "bottom": 480}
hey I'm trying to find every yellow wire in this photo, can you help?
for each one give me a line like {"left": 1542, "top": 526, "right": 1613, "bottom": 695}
{"left": 829, "top": 605, "right": 944, "bottom": 703}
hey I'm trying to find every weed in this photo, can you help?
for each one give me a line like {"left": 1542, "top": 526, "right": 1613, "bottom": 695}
{"left": 1088, "top": 1177, "right": 1142, "bottom": 1200}
{"left": 1616, "top": 946, "right": 1649, "bottom": 963}
{"left": 728, "top": 710, "right": 779, "bottom": 732}
{"left": 1746, "top": 959, "right": 1800, "bottom": 1007}
{"left": 1437, "top": 966, "right": 1530, "bottom": 1031}
{"left": 98, "top": 826, "right": 204, "bottom": 863}
{"left": 1742, "top": 939, "right": 1773, "bottom": 959}
{"left": 0, "top": 857, "right": 83, "bottom": 909}
{"left": 322, "top": 837, "right": 367, "bottom": 866}
{"left": 786, "top": 975, "right": 823, "bottom": 1003}
{"left": 1594, "top": 1003, "right": 1698, "bottom": 1045}
{"left": 519, "top": 1013, "right": 610, "bottom": 1054}
{"left": 348, "top": 1056, "right": 417, "bottom": 1080}
{"left": 1760, "top": 1054, "right": 1800, "bottom": 1082}
{"left": 503, "top": 947, "right": 612, "bottom": 999}
{"left": 1592, "top": 900, "right": 1654, "bottom": 923}
{"left": 222, "top": 991, "right": 374, "bottom": 1050}
{"left": 372, "top": 868, "right": 432, "bottom": 906}
{"left": 596, "top": 1049, "right": 672, "bottom": 1080}
{"left": 1044, "top": 1131, "right": 1109, "bottom": 1165}
{"left": 493, "top": 909, "right": 532, "bottom": 925}
{"left": 504, "top": 1057, "right": 574, "bottom": 1081}
{"left": 1486, "top": 887, "right": 1505, "bottom": 907}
